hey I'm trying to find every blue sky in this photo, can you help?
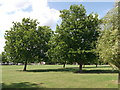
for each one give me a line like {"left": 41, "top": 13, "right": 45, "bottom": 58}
{"left": 0, "top": 0, "right": 115, "bottom": 53}
{"left": 48, "top": 2, "right": 114, "bottom": 31}
{"left": 48, "top": 2, "right": 114, "bottom": 18}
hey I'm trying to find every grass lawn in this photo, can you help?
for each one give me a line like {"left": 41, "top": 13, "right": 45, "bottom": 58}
{"left": 2, "top": 65, "right": 119, "bottom": 88}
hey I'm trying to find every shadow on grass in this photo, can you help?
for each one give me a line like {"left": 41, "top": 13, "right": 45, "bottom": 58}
{"left": 74, "top": 70, "right": 119, "bottom": 74}
{"left": 19, "top": 67, "right": 119, "bottom": 74}
{"left": 2, "top": 82, "right": 45, "bottom": 88}
{"left": 19, "top": 68, "right": 77, "bottom": 73}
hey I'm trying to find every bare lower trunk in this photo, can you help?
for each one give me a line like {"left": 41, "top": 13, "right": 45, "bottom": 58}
{"left": 63, "top": 63, "right": 65, "bottom": 68}
{"left": 79, "top": 64, "right": 82, "bottom": 73}
{"left": 23, "top": 60, "right": 27, "bottom": 71}
{"left": 118, "top": 71, "right": 120, "bottom": 89}
{"left": 63, "top": 61, "right": 66, "bottom": 68}
{"left": 96, "top": 64, "right": 98, "bottom": 67}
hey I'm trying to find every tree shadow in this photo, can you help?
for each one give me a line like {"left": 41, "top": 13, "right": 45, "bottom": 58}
{"left": 18, "top": 67, "right": 119, "bottom": 74}
{"left": 74, "top": 70, "right": 119, "bottom": 74}
{"left": 19, "top": 68, "right": 78, "bottom": 73}
{"left": 2, "top": 82, "right": 45, "bottom": 89}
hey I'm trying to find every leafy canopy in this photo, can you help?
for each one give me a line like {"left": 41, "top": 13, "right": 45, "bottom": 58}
{"left": 97, "top": 3, "right": 120, "bottom": 70}
{"left": 48, "top": 4, "right": 100, "bottom": 67}
{"left": 4, "top": 18, "right": 52, "bottom": 64}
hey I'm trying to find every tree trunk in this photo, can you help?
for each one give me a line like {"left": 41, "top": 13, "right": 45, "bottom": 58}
{"left": 118, "top": 71, "right": 120, "bottom": 89}
{"left": 79, "top": 64, "right": 82, "bottom": 73}
{"left": 23, "top": 60, "right": 27, "bottom": 71}
{"left": 63, "top": 61, "right": 66, "bottom": 68}
{"left": 63, "top": 63, "right": 65, "bottom": 68}
{"left": 95, "top": 64, "right": 98, "bottom": 67}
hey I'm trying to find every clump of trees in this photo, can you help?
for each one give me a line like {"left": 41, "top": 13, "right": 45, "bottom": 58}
{"left": 47, "top": 4, "right": 100, "bottom": 72}
{"left": 3, "top": 3, "right": 120, "bottom": 84}
{"left": 3, "top": 4, "right": 100, "bottom": 72}
{"left": 4, "top": 18, "right": 52, "bottom": 71}
{"left": 97, "top": 1, "right": 120, "bottom": 85}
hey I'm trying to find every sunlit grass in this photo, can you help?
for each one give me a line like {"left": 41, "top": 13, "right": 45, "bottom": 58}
{"left": 2, "top": 65, "right": 118, "bottom": 88}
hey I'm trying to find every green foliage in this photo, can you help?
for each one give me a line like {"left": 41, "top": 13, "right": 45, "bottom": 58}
{"left": 4, "top": 18, "right": 52, "bottom": 70}
{"left": 48, "top": 4, "right": 100, "bottom": 70}
{"left": 97, "top": 3, "right": 120, "bottom": 71}
{"left": 1, "top": 52, "right": 8, "bottom": 63}
{"left": 47, "top": 25, "right": 69, "bottom": 65}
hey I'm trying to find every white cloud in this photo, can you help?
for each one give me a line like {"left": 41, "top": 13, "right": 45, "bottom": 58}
{"left": 0, "top": 0, "right": 60, "bottom": 53}
{"left": 0, "top": 37, "right": 5, "bottom": 53}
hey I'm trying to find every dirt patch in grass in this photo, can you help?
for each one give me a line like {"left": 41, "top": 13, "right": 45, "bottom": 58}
{"left": 112, "top": 80, "right": 118, "bottom": 84}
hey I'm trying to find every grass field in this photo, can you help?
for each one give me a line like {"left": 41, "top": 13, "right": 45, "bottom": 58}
{"left": 2, "top": 65, "right": 119, "bottom": 88}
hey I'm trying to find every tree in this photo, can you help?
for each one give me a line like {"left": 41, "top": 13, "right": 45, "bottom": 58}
{"left": 55, "top": 4, "right": 100, "bottom": 72}
{"left": 1, "top": 52, "right": 8, "bottom": 63}
{"left": 97, "top": 1, "right": 120, "bottom": 86}
{"left": 47, "top": 26, "right": 69, "bottom": 68}
{"left": 4, "top": 18, "right": 52, "bottom": 71}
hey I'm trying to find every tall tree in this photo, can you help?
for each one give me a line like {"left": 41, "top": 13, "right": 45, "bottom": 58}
{"left": 97, "top": 1, "right": 120, "bottom": 85}
{"left": 4, "top": 18, "right": 52, "bottom": 71}
{"left": 47, "top": 25, "right": 69, "bottom": 68}
{"left": 51, "top": 4, "right": 100, "bottom": 72}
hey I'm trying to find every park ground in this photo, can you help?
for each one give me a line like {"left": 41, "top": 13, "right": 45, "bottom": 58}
{"left": 1, "top": 65, "right": 119, "bottom": 88}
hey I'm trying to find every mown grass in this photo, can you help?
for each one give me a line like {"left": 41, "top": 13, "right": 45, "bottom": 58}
{"left": 2, "top": 65, "right": 119, "bottom": 88}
